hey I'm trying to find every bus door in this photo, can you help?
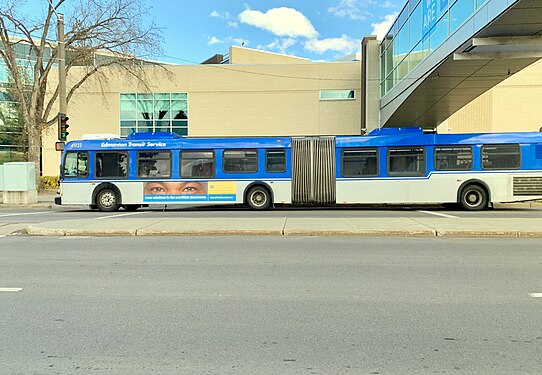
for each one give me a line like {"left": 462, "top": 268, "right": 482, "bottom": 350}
{"left": 291, "top": 137, "right": 336, "bottom": 205}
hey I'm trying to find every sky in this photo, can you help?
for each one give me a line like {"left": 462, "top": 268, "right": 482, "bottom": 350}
{"left": 147, "top": 0, "right": 403, "bottom": 64}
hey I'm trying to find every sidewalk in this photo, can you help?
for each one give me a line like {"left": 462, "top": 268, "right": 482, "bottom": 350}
{"left": 2, "top": 191, "right": 542, "bottom": 237}
{"left": 24, "top": 217, "right": 542, "bottom": 237}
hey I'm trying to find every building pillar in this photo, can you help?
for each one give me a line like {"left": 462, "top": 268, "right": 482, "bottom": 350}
{"left": 361, "top": 36, "right": 380, "bottom": 134}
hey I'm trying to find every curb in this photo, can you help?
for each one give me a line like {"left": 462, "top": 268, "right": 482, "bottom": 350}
{"left": 25, "top": 226, "right": 542, "bottom": 238}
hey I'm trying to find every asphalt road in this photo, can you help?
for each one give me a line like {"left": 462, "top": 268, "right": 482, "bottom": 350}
{"left": 0, "top": 236, "right": 541, "bottom": 374}
{"left": 1, "top": 204, "right": 542, "bottom": 226}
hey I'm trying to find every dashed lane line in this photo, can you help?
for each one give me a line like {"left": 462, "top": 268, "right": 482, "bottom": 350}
{"left": 0, "top": 211, "right": 53, "bottom": 218}
{"left": 0, "top": 288, "right": 22, "bottom": 292}
{"left": 529, "top": 293, "right": 542, "bottom": 298}
{"left": 417, "top": 210, "right": 459, "bottom": 219}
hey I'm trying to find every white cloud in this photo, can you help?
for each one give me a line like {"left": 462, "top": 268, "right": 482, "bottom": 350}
{"left": 239, "top": 7, "right": 318, "bottom": 39}
{"left": 328, "top": 0, "right": 367, "bottom": 20}
{"left": 228, "top": 21, "right": 238, "bottom": 28}
{"left": 207, "top": 36, "right": 223, "bottom": 45}
{"left": 232, "top": 38, "right": 249, "bottom": 46}
{"left": 381, "top": 1, "right": 396, "bottom": 9}
{"left": 304, "top": 35, "right": 359, "bottom": 55}
{"left": 371, "top": 13, "right": 398, "bottom": 41}
{"left": 258, "top": 38, "right": 298, "bottom": 54}
{"left": 210, "top": 10, "right": 231, "bottom": 20}
{"left": 207, "top": 36, "right": 249, "bottom": 47}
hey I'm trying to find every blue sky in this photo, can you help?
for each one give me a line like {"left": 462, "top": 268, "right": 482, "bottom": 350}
{"left": 149, "top": 0, "right": 402, "bottom": 64}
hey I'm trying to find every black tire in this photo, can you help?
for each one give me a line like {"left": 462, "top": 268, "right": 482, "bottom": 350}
{"left": 96, "top": 188, "right": 120, "bottom": 212}
{"left": 124, "top": 205, "right": 140, "bottom": 211}
{"left": 246, "top": 186, "right": 272, "bottom": 210}
{"left": 459, "top": 184, "right": 487, "bottom": 211}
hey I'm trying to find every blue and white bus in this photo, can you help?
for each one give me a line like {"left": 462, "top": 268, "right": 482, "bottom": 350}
{"left": 55, "top": 128, "right": 542, "bottom": 211}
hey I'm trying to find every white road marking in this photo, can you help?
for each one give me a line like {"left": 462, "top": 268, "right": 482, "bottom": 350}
{"left": 0, "top": 235, "right": 6, "bottom": 238}
{"left": 417, "top": 210, "right": 459, "bottom": 219}
{"left": 95, "top": 211, "right": 148, "bottom": 220}
{"left": 529, "top": 293, "right": 542, "bottom": 298}
{"left": 0, "top": 288, "right": 22, "bottom": 292}
{"left": 0, "top": 211, "right": 52, "bottom": 218}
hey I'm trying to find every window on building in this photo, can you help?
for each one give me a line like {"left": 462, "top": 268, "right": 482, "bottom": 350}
{"left": 95, "top": 152, "right": 128, "bottom": 178}
{"left": 223, "top": 149, "right": 258, "bottom": 173}
{"left": 341, "top": 148, "right": 379, "bottom": 177}
{"left": 388, "top": 146, "right": 426, "bottom": 176}
{"left": 450, "top": 0, "right": 475, "bottom": 33}
{"left": 266, "top": 150, "right": 287, "bottom": 173}
{"left": 435, "top": 146, "right": 472, "bottom": 170}
{"left": 63, "top": 152, "right": 89, "bottom": 178}
{"left": 120, "top": 93, "right": 188, "bottom": 137}
{"left": 482, "top": 144, "right": 520, "bottom": 170}
{"left": 320, "top": 90, "right": 356, "bottom": 100}
{"left": 137, "top": 151, "right": 171, "bottom": 178}
{"left": 180, "top": 150, "right": 215, "bottom": 178}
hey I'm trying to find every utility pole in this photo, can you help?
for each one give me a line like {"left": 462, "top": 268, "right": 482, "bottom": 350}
{"left": 57, "top": 13, "right": 66, "bottom": 115}
{"left": 56, "top": 12, "right": 68, "bottom": 143}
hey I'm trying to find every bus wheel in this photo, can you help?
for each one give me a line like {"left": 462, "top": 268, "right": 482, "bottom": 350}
{"left": 246, "top": 186, "right": 271, "bottom": 210}
{"left": 459, "top": 185, "right": 487, "bottom": 211}
{"left": 96, "top": 188, "right": 120, "bottom": 212}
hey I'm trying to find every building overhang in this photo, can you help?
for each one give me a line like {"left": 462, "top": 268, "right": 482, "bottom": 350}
{"left": 380, "top": 0, "right": 542, "bottom": 129}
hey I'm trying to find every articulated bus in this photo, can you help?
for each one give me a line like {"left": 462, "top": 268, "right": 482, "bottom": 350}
{"left": 55, "top": 128, "right": 542, "bottom": 211}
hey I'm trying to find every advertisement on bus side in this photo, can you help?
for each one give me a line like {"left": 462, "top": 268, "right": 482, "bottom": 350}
{"left": 143, "top": 181, "right": 237, "bottom": 202}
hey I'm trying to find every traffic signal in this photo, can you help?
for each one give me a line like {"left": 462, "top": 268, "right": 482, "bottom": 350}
{"left": 58, "top": 113, "right": 70, "bottom": 141}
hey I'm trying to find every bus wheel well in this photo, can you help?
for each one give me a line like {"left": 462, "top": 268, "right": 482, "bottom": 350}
{"left": 244, "top": 182, "right": 273, "bottom": 210}
{"left": 92, "top": 183, "right": 122, "bottom": 208}
{"left": 457, "top": 180, "right": 490, "bottom": 210}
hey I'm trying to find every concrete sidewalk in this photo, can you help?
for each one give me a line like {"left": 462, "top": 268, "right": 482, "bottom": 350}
{"left": 0, "top": 190, "right": 57, "bottom": 208}
{"left": 24, "top": 217, "right": 542, "bottom": 237}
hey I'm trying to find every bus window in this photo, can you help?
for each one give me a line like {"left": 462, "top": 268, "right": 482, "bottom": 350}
{"left": 96, "top": 152, "right": 128, "bottom": 178}
{"left": 137, "top": 151, "right": 171, "bottom": 178}
{"left": 180, "top": 150, "right": 215, "bottom": 178}
{"left": 266, "top": 150, "right": 286, "bottom": 173}
{"left": 341, "top": 148, "right": 378, "bottom": 177}
{"left": 63, "top": 152, "right": 89, "bottom": 178}
{"left": 435, "top": 146, "right": 472, "bottom": 171}
{"left": 223, "top": 149, "right": 258, "bottom": 173}
{"left": 482, "top": 144, "right": 520, "bottom": 169}
{"left": 388, "top": 147, "right": 426, "bottom": 176}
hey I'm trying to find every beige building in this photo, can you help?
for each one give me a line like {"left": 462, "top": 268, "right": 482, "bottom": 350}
{"left": 42, "top": 46, "right": 362, "bottom": 175}
{"left": 42, "top": 45, "right": 542, "bottom": 176}
{"left": 439, "top": 60, "right": 542, "bottom": 134}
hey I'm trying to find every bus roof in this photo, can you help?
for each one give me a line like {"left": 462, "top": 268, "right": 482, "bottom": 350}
{"left": 335, "top": 128, "right": 542, "bottom": 148}
{"left": 64, "top": 129, "right": 542, "bottom": 152}
{"left": 65, "top": 133, "right": 292, "bottom": 151}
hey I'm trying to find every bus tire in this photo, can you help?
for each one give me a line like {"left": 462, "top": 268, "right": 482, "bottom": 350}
{"left": 459, "top": 184, "right": 487, "bottom": 211}
{"left": 246, "top": 186, "right": 271, "bottom": 210}
{"left": 96, "top": 188, "right": 120, "bottom": 212}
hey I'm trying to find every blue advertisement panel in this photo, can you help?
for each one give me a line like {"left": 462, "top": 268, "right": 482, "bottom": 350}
{"left": 423, "top": 0, "right": 448, "bottom": 36}
{"left": 143, "top": 181, "right": 237, "bottom": 203}
{"left": 423, "top": 0, "right": 438, "bottom": 35}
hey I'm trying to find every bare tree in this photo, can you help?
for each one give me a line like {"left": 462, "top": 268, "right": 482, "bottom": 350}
{"left": 0, "top": 0, "right": 163, "bottom": 188}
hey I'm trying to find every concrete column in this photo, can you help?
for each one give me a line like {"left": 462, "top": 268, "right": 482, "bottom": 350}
{"left": 361, "top": 36, "right": 381, "bottom": 134}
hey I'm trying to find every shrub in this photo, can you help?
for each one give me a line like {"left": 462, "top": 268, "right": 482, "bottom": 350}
{"left": 41, "top": 175, "right": 60, "bottom": 189}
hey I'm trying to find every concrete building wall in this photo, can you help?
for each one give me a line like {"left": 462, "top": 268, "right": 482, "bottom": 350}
{"left": 229, "top": 46, "right": 310, "bottom": 64}
{"left": 42, "top": 58, "right": 361, "bottom": 175}
{"left": 441, "top": 60, "right": 542, "bottom": 134}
